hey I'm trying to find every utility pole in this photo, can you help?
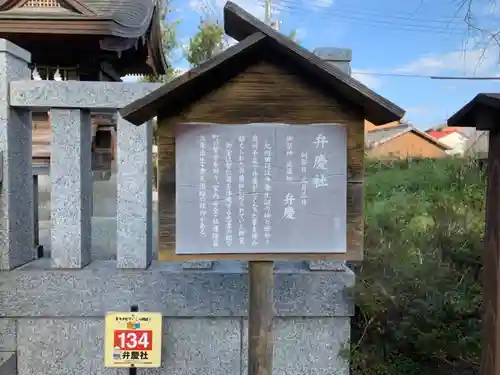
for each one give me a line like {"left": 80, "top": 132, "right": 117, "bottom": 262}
{"left": 264, "top": 0, "right": 271, "bottom": 24}
{"left": 264, "top": 0, "right": 280, "bottom": 31}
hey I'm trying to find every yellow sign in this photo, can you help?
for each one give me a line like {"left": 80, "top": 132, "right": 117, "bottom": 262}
{"left": 104, "top": 312, "right": 162, "bottom": 368}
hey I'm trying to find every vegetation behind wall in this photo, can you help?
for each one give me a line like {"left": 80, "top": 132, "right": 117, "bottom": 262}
{"left": 351, "top": 158, "right": 484, "bottom": 375}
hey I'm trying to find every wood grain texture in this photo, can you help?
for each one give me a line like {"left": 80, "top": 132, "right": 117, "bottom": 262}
{"left": 157, "top": 61, "right": 364, "bottom": 261}
{"left": 479, "top": 109, "right": 500, "bottom": 375}
{"left": 121, "top": 32, "right": 267, "bottom": 125}
{"left": 248, "top": 261, "right": 274, "bottom": 375}
{"left": 31, "top": 112, "right": 115, "bottom": 169}
{"left": 222, "top": 2, "right": 404, "bottom": 124}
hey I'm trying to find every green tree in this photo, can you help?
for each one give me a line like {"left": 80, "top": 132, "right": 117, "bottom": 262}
{"left": 351, "top": 158, "right": 483, "bottom": 375}
{"left": 186, "top": 20, "right": 225, "bottom": 67}
{"left": 184, "top": 20, "right": 301, "bottom": 69}
{"left": 287, "top": 29, "right": 300, "bottom": 43}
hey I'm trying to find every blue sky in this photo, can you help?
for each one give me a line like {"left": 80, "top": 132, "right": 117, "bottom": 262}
{"left": 156, "top": 0, "right": 500, "bottom": 130}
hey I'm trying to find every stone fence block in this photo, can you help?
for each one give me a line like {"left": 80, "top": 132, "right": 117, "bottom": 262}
{"left": 14, "top": 317, "right": 350, "bottom": 375}
{"left": 9, "top": 81, "right": 162, "bottom": 110}
{"left": 0, "top": 260, "right": 354, "bottom": 317}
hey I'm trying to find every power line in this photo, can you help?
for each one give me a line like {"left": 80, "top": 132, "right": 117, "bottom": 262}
{"left": 184, "top": 2, "right": 500, "bottom": 82}
{"left": 430, "top": 75, "right": 500, "bottom": 80}
{"left": 277, "top": 0, "right": 464, "bottom": 24}
{"left": 353, "top": 71, "right": 440, "bottom": 78}
{"left": 279, "top": 7, "right": 466, "bottom": 35}
{"left": 196, "top": 0, "right": 469, "bottom": 36}
{"left": 352, "top": 70, "right": 500, "bottom": 80}
{"left": 256, "top": 0, "right": 472, "bottom": 36}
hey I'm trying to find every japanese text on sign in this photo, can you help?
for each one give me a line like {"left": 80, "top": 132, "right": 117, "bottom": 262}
{"left": 175, "top": 123, "right": 348, "bottom": 255}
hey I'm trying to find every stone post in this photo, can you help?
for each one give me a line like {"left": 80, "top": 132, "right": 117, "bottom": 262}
{"left": 0, "top": 39, "right": 34, "bottom": 270}
{"left": 116, "top": 115, "right": 153, "bottom": 268}
{"left": 50, "top": 109, "right": 93, "bottom": 268}
{"left": 313, "top": 47, "right": 352, "bottom": 75}
{"left": 310, "top": 46, "right": 353, "bottom": 271}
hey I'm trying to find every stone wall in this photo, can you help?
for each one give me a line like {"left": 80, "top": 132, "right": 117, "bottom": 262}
{"left": 0, "top": 259, "right": 353, "bottom": 375}
{"left": 0, "top": 39, "right": 354, "bottom": 375}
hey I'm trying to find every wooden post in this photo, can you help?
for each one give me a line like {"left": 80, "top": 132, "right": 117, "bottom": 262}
{"left": 248, "top": 261, "right": 274, "bottom": 375}
{"left": 481, "top": 112, "right": 500, "bottom": 375}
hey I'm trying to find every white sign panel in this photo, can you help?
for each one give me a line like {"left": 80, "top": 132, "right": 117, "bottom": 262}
{"left": 175, "top": 123, "right": 347, "bottom": 255}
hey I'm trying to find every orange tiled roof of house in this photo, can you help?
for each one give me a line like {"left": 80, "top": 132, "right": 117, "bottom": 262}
{"left": 427, "top": 126, "right": 470, "bottom": 139}
{"left": 364, "top": 120, "right": 400, "bottom": 132}
{"left": 365, "top": 121, "right": 451, "bottom": 159}
{"left": 428, "top": 127, "right": 459, "bottom": 139}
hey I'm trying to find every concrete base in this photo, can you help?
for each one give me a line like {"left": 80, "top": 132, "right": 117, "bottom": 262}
{"left": 9, "top": 173, "right": 353, "bottom": 375}
{"left": 0, "top": 258, "right": 353, "bottom": 375}
{"left": 3, "top": 316, "right": 349, "bottom": 375}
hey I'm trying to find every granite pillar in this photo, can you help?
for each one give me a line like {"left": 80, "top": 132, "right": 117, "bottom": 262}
{"left": 116, "top": 115, "right": 153, "bottom": 268}
{"left": 0, "top": 39, "right": 34, "bottom": 270}
{"left": 311, "top": 46, "right": 354, "bottom": 271}
{"left": 312, "top": 47, "right": 352, "bottom": 76}
{"left": 50, "top": 109, "right": 92, "bottom": 268}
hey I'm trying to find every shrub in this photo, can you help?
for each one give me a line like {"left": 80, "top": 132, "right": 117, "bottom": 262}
{"left": 351, "top": 157, "right": 484, "bottom": 375}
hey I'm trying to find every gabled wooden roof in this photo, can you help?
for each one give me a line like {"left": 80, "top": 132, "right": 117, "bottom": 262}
{"left": 448, "top": 93, "right": 500, "bottom": 129}
{"left": 0, "top": 0, "right": 167, "bottom": 74}
{"left": 0, "top": 0, "right": 159, "bottom": 38}
{"left": 121, "top": 1, "right": 404, "bottom": 126}
{"left": 365, "top": 123, "right": 451, "bottom": 150}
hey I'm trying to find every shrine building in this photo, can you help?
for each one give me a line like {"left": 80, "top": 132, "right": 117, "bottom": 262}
{"left": 0, "top": 0, "right": 166, "bottom": 171}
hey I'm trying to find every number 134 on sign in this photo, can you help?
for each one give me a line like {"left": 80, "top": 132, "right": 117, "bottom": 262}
{"left": 104, "top": 312, "right": 162, "bottom": 368}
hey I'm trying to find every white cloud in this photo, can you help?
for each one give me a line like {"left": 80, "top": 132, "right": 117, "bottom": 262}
{"left": 394, "top": 36, "right": 500, "bottom": 76}
{"left": 441, "top": 84, "right": 459, "bottom": 92}
{"left": 477, "top": 1, "right": 500, "bottom": 16}
{"left": 173, "top": 67, "right": 189, "bottom": 77}
{"left": 404, "top": 106, "right": 434, "bottom": 117}
{"left": 186, "top": 0, "right": 336, "bottom": 29}
{"left": 294, "top": 27, "right": 307, "bottom": 40}
{"left": 188, "top": 0, "right": 285, "bottom": 21}
{"left": 225, "top": 36, "right": 238, "bottom": 47}
{"left": 188, "top": 0, "right": 206, "bottom": 14}
{"left": 352, "top": 69, "right": 383, "bottom": 89}
{"left": 121, "top": 69, "right": 188, "bottom": 82}
{"left": 308, "top": 0, "right": 334, "bottom": 10}
{"left": 121, "top": 75, "right": 141, "bottom": 82}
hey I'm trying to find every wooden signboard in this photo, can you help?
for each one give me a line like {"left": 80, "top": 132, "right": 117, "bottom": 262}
{"left": 120, "top": 2, "right": 404, "bottom": 375}
{"left": 175, "top": 123, "right": 347, "bottom": 256}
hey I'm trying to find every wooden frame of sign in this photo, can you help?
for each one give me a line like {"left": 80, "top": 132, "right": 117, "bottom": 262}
{"left": 120, "top": 3, "right": 404, "bottom": 263}
{"left": 121, "top": 4, "right": 404, "bottom": 375}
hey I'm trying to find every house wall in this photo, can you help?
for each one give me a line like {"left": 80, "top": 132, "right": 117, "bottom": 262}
{"left": 438, "top": 132, "right": 468, "bottom": 155}
{"left": 364, "top": 119, "right": 400, "bottom": 132}
{"left": 368, "top": 131, "right": 447, "bottom": 159}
